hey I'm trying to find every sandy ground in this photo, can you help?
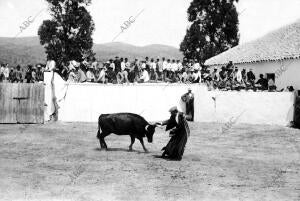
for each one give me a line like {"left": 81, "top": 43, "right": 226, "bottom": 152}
{"left": 0, "top": 122, "right": 299, "bottom": 201}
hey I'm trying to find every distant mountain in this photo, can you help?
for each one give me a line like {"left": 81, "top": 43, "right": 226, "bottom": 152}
{"left": 0, "top": 37, "right": 183, "bottom": 66}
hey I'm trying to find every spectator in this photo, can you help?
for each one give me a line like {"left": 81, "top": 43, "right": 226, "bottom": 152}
{"left": 150, "top": 58, "right": 157, "bottom": 80}
{"left": 78, "top": 63, "right": 87, "bottom": 83}
{"left": 67, "top": 67, "right": 78, "bottom": 83}
{"left": 256, "top": 74, "right": 268, "bottom": 90}
{"left": 166, "top": 59, "right": 172, "bottom": 79}
{"left": 114, "top": 56, "right": 121, "bottom": 75}
{"left": 86, "top": 66, "right": 96, "bottom": 82}
{"left": 145, "top": 57, "right": 151, "bottom": 71}
{"left": 180, "top": 68, "right": 188, "bottom": 83}
{"left": 31, "top": 67, "right": 37, "bottom": 83}
{"left": 36, "top": 65, "right": 44, "bottom": 82}
{"left": 3, "top": 64, "right": 10, "bottom": 82}
{"left": 91, "top": 57, "right": 98, "bottom": 70}
{"left": 24, "top": 65, "right": 33, "bottom": 83}
{"left": 9, "top": 68, "right": 16, "bottom": 83}
{"left": 235, "top": 67, "right": 243, "bottom": 83}
{"left": 171, "top": 59, "right": 178, "bottom": 73}
{"left": 157, "top": 58, "right": 163, "bottom": 81}
{"left": 106, "top": 63, "right": 116, "bottom": 84}
{"left": 268, "top": 78, "right": 277, "bottom": 91}
{"left": 192, "top": 69, "right": 201, "bottom": 83}
{"left": 120, "top": 58, "right": 130, "bottom": 84}
{"left": 177, "top": 60, "right": 183, "bottom": 72}
{"left": 181, "top": 88, "right": 194, "bottom": 121}
{"left": 162, "top": 57, "right": 168, "bottom": 81}
{"left": 138, "top": 68, "right": 150, "bottom": 83}
{"left": 193, "top": 59, "right": 201, "bottom": 71}
{"left": 97, "top": 64, "right": 107, "bottom": 84}
{"left": 0, "top": 64, "right": 4, "bottom": 76}
{"left": 0, "top": 72, "right": 4, "bottom": 82}
{"left": 150, "top": 68, "right": 158, "bottom": 82}
{"left": 247, "top": 69, "right": 256, "bottom": 86}
{"left": 132, "top": 59, "right": 140, "bottom": 82}
{"left": 117, "top": 58, "right": 125, "bottom": 84}
{"left": 15, "top": 65, "right": 23, "bottom": 83}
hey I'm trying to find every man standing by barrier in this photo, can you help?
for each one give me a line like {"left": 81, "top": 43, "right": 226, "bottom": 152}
{"left": 181, "top": 88, "right": 194, "bottom": 121}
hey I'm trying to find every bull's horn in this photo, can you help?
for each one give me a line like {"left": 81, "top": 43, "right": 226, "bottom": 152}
{"left": 145, "top": 125, "right": 150, "bottom": 131}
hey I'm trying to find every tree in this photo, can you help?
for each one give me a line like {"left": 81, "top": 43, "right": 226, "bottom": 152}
{"left": 38, "top": 0, "right": 95, "bottom": 77}
{"left": 180, "top": 0, "right": 239, "bottom": 64}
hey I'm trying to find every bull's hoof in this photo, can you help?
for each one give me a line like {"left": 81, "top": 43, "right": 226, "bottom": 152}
{"left": 100, "top": 147, "right": 108, "bottom": 151}
{"left": 128, "top": 147, "right": 133, "bottom": 152}
{"left": 144, "top": 149, "right": 149, "bottom": 153}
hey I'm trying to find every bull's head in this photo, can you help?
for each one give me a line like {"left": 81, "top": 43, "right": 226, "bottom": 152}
{"left": 145, "top": 123, "right": 159, "bottom": 143}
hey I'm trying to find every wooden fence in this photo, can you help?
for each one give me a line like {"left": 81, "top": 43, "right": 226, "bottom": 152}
{"left": 0, "top": 83, "right": 44, "bottom": 124}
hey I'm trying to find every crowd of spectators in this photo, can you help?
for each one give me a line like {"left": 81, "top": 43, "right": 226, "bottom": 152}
{"left": 0, "top": 63, "right": 45, "bottom": 83}
{"left": 204, "top": 61, "right": 294, "bottom": 92}
{"left": 63, "top": 57, "right": 202, "bottom": 84}
{"left": 1, "top": 58, "right": 295, "bottom": 92}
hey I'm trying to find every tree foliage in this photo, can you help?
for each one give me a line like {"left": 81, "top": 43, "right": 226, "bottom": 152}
{"left": 38, "top": 0, "right": 95, "bottom": 75}
{"left": 180, "top": 0, "right": 240, "bottom": 64}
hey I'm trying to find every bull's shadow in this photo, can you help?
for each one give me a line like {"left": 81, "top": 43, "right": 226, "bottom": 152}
{"left": 94, "top": 147, "right": 147, "bottom": 154}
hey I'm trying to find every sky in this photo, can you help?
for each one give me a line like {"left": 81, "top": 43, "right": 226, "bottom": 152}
{"left": 0, "top": 0, "right": 300, "bottom": 48}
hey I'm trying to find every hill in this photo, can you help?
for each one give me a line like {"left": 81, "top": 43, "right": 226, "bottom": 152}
{"left": 0, "top": 37, "right": 183, "bottom": 66}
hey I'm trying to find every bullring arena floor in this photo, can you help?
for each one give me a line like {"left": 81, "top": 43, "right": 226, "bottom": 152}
{"left": 0, "top": 122, "right": 299, "bottom": 201}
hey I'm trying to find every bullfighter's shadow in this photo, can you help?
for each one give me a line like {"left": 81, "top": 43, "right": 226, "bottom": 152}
{"left": 152, "top": 154, "right": 182, "bottom": 161}
{"left": 94, "top": 147, "right": 146, "bottom": 154}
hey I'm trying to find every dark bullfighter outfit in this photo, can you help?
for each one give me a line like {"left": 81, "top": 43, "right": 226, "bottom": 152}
{"left": 161, "top": 107, "right": 190, "bottom": 160}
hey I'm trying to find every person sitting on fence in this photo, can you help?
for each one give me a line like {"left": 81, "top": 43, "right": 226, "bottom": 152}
{"left": 91, "top": 57, "right": 98, "bottom": 70}
{"left": 86, "top": 66, "right": 96, "bottom": 82}
{"left": 8, "top": 68, "right": 16, "bottom": 83}
{"left": 77, "top": 63, "right": 87, "bottom": 83}
{"left": 157, "top": 58, "right": 163, "bottom": 81}
{"left": 36, "top": 65, "right": 44, "bottom": 82}
{"left": 67, "top": 67, "right": 77, "bottom": 83}
{"left": 210, "top": 68, "right": 219, "bottom": 88}
{"left": 162, "top": 57, "right": 168, "bottom": 81}
{"left": 116, "top": 57, "right": 125, "bottom": 84}
{"left": 120, "top": 58, "right": 130, "bottom": 84}
{"left": 15, "top": 65, "right": 23, "bottom": 83}
{"left": 247, "top": 69, "right": 256, "bottom": 87}
{"left": 130, "top": 59, "right": 139, "bottom": 83}
{"left": 192, "top": 69, "right": 201, "bottom": 83}
{"left": 171, "top": 59, "right": 178, "bottom": 74}
{"left": 268, "top": 78, "right": 277, "bottom": 92}
{"left": 97, "top": 64, "right": 107, "bottom": 84}
{"left": 179, "top": 68, "right": 188, "bottom": 83}
{"left": 114, "top": 56, "right": 121, "bottom": 75}
{"left": 24, "top": 65, "right": 33, "bottom": 83}
{"left": 106, "top": 63, "right": 116, "bottom": 84}
{"left": 166, "top": 59, "right": 172, "bottom": 79}
{"left": 256, "top": 74, "right": 268, "bottom": 90}
{"left": 138, "top": 68, "right": 150, "bottom": 83}
{"left": 3, "top": 64, "right": 10, "bottom": 82}
{"left": 32, "top": 67, "right": 38, "bottom": 83}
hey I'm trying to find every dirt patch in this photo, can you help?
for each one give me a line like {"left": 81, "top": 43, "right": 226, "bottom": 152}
{"left": 0, "top": 122, "right": 299, "bottom": 201}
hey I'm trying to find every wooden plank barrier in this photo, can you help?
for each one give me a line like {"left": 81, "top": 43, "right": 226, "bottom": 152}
{"left": 0, "top": 83, "right": 44, "bottom": 124}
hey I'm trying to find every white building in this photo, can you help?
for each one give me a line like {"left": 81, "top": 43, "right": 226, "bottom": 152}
{"left": 205, "top": 19, "right": 300, "bottom": 90}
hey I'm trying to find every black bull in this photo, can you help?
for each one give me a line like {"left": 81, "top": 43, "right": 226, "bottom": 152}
{"left": 97, "top": 113, "right": 159, "bottom": 152}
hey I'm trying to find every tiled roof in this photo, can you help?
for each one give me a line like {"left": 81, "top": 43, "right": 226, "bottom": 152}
{"left": 205, "top": 19, "right": 300, "bottom": 66}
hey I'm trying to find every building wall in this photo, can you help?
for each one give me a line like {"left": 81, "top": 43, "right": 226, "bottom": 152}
{"left": 210, "top": 58, "right": 300, "bottom": 90}
{"left": 44, "top": 73, "right": 295, "bottom": 126}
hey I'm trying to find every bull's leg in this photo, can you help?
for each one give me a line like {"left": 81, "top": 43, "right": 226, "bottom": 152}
{"left": 129, "top": 135, "right": 135, "bottom": 151}
{"left": 97, "top": 130, "right": 104, "bottom": 148}
{"left": 138, "top": 138, "right": 149, "bottom": 153}
{"left": 99, "top": 132, "right": 109, "bottom": 150}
